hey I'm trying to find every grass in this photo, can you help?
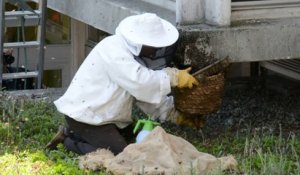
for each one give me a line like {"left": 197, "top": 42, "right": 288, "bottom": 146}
{"left": 198, "top": 133, "right": 299, "bottom": 175}
{"left": 0, "top": 97, "right": 103, "bottom": 175}
{"left": 0, "top": 96, "right": 299, "bottom": 175}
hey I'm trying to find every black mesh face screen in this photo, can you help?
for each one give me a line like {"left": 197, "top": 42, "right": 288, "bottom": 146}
{"left": 154, "top": 43, "right": 177, "bottom": 60}
{"left": 135, "top": 43, "right": 177, "bottom": 70}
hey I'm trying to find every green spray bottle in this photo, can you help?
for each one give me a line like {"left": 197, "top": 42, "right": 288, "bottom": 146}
{"left": 133, "top": 117, "right": 160, "bottom": 143}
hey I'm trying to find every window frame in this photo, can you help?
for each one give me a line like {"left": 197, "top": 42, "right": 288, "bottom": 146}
{"left": 231, "top": 0, "right": 300, "bottom": 21}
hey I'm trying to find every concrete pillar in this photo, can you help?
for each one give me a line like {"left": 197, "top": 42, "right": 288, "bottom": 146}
{"left": 70, "top": 18, "right": 86, "bottom": 78}
{"left": 205, "top": 0, "right": 231, "bottom": 26}
{"left": 176, "top": 0, "right": 205, "bottom": 24}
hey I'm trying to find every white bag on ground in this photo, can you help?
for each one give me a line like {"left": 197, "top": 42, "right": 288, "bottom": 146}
{"left": 79, "top": 126, "right": 237, "bottom": 175}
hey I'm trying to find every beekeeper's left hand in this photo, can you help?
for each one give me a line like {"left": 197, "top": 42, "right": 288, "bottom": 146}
{"left": 167, "top": 107, "right": 186, "bottom": 125}
{"left": 168, "top": 108, "right": 205, "bottom": 129}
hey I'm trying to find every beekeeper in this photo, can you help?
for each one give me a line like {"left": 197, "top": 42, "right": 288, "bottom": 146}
{"left": 46, "top": 13, "right": 198, "bottom": 155}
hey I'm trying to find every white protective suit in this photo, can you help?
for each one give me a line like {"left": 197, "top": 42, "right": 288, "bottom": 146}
{"left": 54, "top": 32, "right": 174, "bottom": 128}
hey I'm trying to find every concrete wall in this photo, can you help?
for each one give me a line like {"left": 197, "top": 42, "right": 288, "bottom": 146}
{"left": 176, "top": 18, "right": 300, "bottom": 69}
{"left": 42, "top": 0, "right": 300, "bottom": 63}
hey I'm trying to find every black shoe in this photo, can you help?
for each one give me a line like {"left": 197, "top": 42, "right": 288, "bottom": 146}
{"left": 45, "top": 125, "right": 66, "bottom": 150}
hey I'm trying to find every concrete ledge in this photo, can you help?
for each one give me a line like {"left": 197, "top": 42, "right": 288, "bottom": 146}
{"left": 176, "top": 17, "right": 300, "bottom": 66}
{"left": 1, "top": 88, "right": 66, "bottom": 102}
{"left": 44, "top": 0, "right": 175, "bottom": 34}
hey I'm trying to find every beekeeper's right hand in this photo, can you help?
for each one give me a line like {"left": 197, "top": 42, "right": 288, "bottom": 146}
{"left": 163, "top": 67, "right": 199, "bottom": 88}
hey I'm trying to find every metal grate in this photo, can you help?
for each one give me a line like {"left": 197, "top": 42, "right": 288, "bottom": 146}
{"left": 260, "top": 59, "right": 300, "bottom": 80}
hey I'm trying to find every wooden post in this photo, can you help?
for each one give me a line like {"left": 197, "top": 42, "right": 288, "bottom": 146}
{"left": 70, "top": 18, "right": 86, "bottom": 79}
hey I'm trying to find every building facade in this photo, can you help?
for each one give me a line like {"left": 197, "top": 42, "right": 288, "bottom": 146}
{"left": 25, "top": 0, "right": 300, "bottom": 87}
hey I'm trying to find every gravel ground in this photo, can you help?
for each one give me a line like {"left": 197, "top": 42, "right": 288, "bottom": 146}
{"left": 205, "top": 75, "right": 299, "bottom": 137}
{"left": 162, "top": 75, "right": 300, "bottom": 139}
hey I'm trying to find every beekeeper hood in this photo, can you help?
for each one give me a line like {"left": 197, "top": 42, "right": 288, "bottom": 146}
{"left": 115, "top": 13, "right": 179, "bottom": 56}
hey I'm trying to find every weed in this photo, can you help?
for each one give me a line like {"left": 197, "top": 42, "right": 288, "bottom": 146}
{"left": 0, "top": 98, "right": 105, "bottom": 174}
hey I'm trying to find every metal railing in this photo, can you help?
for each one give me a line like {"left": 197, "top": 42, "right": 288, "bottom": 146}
{"left": 0, "top": 0, "right": 47, "bottom": 90}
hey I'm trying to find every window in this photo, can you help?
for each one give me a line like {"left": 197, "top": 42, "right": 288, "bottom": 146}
{"left": 43, "top": 69, "right": 62, "bottom": 88}
{"left": 4, "top": 2, "right": 70, "bottom": 44}
{"left": 4, "top": 2, "right": 38, "bottom": 42}
{"left": 86, "top": 25, "right": 109, "bottom": 48}
{"left": 46, "top": 8, "right": 70, "bottom": 44}
{"left": 231, "top": 0, "right": 300, "bottom": 21}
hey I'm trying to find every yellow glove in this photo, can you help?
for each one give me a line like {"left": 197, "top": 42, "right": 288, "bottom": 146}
{"left": 177, "top": 67, "right": 199, "bottom": 88}
{"left": 168, "top": 108, "right": 205, "bottom": 129}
